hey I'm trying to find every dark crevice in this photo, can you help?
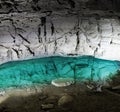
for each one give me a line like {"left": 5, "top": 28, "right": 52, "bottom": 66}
{"left": 98, "top": 43, "right": 101, "bottom": 47}
{"left": 110, "top": 40, "right": 113, "bottom": 44}
{"left": 25, "top": 45, "right": 35, "bottom": 56}
{"left": 40, "top": 17, "right": 47, "bottom": 40}
{"left": 12, "top": 48, "right": 19, "bottom": 58}
{"left": 38, "top": 25, "right": 42, "bottom": 43}
{"left": 75, "top": 31, "right": 80, "bottom": 51}
{"left": 67, "top": 53, "right": 78, "bottom": 56}
{"left": 44, "top": 23, "right": 47, "bottom": 38}
{"left": 44, "top": 45, "right": 47, "bottom": 54}
{"left": 1, "top": 18, "right": 13, "bottom": 22}
{"left": 51, "top": 22, "right": 55, "bottom": 36}
{"left": 18, "top": 34, "right": 30, "bottom": 44}
{"left": 9, "top": 33, "right": 16, "bottom": 43}
{"left": 38, "top": 26, "right": 41, "bottom": 36}
{"left": 40, "top": 17, "right": 46, "bottom": 26}
{"left": 54, "top": 37, "right": 57, "bottom": 54}
{"left": 68, "top": 0, "right": 75, "bottom": 8}
{"left": 16, "top": 28, "right": 26, "bottom": 33}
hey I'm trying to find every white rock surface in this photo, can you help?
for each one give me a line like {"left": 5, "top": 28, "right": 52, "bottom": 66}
{"left": 51, "top": 78, "right": 74, "bottom": 87}
{"left": 0, "top": 0, "right": 120, "bottom": 63}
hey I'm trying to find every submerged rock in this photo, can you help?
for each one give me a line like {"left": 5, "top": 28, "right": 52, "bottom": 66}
{"left": 51, "top": 78, "right": 75, "bottom": 87}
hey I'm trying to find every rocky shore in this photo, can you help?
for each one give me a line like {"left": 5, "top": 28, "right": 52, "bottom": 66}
{"left": 0, "top": 83, "right": 119, "bottom": 112}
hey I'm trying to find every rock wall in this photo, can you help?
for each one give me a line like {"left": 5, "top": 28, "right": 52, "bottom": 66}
{"left": 1, "top": 0, "right": 120, "bottom": 64}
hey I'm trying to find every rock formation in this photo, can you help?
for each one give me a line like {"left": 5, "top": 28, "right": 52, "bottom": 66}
{"left": 0, "top": 0, "right": 120, "bottom": 64}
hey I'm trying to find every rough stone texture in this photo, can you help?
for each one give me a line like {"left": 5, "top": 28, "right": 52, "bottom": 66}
{"left": 1, "top": 0, "right": 120, "bottom": 63}
{"left": 58, "top": 94, "right": 74, "bottom": 106}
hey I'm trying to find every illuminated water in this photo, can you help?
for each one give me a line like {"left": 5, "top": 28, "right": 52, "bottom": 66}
{"left": 0, "top": 56, "right": 119, "bottom": 89}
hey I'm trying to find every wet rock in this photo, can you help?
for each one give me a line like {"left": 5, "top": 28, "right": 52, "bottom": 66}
{"left": 51, "top": 78, "right": 74, "bottom": 87}
{"left": 39, "top": 94, "right": 48, "bottom": 100}
{"left": 45, "top": 96, "right": 58, "bottom": 104}
{"left": 41, "top": 104, "right": 54, "bottom": 110}
{"left": 112, "top": 85, "right": 120, "bottom": 90}
{"left": 58, "top": 94, "right": 74, "bottom": 107}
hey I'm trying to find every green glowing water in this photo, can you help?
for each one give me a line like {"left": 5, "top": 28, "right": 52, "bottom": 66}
{"left": 0, "top": 56, "right": 119, "bottom": 89}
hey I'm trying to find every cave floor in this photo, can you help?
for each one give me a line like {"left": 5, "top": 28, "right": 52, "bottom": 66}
{"left": 0, "top": 83, "right": 120, "bottom": 112}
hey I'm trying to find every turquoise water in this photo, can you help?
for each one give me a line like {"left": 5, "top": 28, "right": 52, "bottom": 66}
{"left": 0, "top": 56, "right": 119, "bottom": 89}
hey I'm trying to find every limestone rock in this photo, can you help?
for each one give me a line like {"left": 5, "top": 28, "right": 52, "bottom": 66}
{"left": 51, "top": 78, "right": 74, "bottom": 87}
{"left": 1, "top": 0, "right": 120, "bottom": 64}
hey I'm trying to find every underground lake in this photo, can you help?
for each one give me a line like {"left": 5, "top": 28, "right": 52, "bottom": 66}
{"left": 0, "top": 56, "right": 119, "bottom": 89}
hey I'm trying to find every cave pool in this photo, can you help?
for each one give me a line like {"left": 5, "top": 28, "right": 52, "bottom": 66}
{"left": 0, "top": 56, "right": 120, "bottom": 89}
